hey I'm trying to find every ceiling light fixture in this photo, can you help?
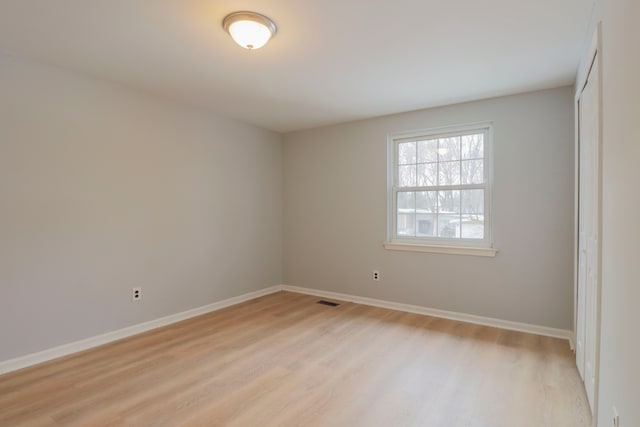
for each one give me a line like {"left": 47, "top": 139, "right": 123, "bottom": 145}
{"left": 223, "top": 11, "right": 277, "bottom": 50}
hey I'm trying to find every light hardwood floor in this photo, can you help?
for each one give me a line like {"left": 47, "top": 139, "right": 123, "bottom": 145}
{"left": 0, "top": 291, "right": 591, "bottom": 426}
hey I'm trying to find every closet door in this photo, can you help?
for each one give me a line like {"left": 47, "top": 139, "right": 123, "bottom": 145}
{"left": 576, "top": 51, "right": 600, "bottom": 414}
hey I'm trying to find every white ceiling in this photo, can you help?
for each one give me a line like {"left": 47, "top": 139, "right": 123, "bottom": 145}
{"left": 0, "top": 0, "right": 593, "bottom": 133}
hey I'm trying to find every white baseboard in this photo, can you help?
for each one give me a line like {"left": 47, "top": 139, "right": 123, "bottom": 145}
{"left": 0, "top": 286, "right": 282, "bottom": 375}
{"left": 281, "top": 285, "right": 573, "bottom": 343}
{"left": 1, "top": 283, "right": 573, "bottom": 375}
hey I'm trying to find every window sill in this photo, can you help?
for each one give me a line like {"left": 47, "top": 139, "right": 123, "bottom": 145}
{"left": 383, "top": 242, "right": 497, "bottom": 257}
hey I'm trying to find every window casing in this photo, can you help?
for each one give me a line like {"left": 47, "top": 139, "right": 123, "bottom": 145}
{"left": 387, "top": 123, "right": 493, "bottom": 250}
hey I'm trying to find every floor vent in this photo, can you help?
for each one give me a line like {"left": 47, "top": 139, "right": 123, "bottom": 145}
{"left": 316, "top": 300, "right": 340, "bottom": 307}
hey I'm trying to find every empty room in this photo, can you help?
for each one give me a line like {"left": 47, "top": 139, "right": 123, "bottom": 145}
{"left": 0, "top": 1, "right": 638, "bottom": 426}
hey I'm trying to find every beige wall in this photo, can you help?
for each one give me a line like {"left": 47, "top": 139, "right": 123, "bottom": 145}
{"left": 589, "top": 0, "right": 640, "bottom": 425}
{"left": 0, "top": 54, "right": 283, "bottom": 361}
{"left": 284, "top": 87, "right": 575, "bottom": 330}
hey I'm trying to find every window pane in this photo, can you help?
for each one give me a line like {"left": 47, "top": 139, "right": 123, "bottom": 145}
{"left": 460, "top": 159, "right": 484, "bottom": 184}
{"left": 397, "top": 191, "right": 415, "bottom": 210}
{"left": 461, "top": 189, "right": 484, "bottom": 214}
{"left": 462, "top": 133, "right": 484, "bottom": 159}
{"left": 461, "top": 190, "right": 484, "bottom": 239}
{"left": 416, "top": 214, "right": 437, "bottom": 237}
{"left": 438, "top": 161, "right": 460, "bottom": 186}
{"left": 417, "top": 163, "right": 437, "bottom": 186}
{"left": 417, "top": 139, "right": 438, "bottom": 163}
{"left": 438, "top": 214, "right": 461, "bottom": 238}
{"left": 461, "top": 214, "right": 484, "bottom": 239}
{"left": 416, "top": 191, "right": 437, "bottom": 213}
{"left": 438, "top": 137, "right": 461, "bottom": 161}
{"left": 398, "top": 165, "right": 416, "bottom": 187}
{"left": 437, "top": 190, "right": 460, "bottom": 214}
{"left": 398, "top": 141, "right": 416, "bottom": 165}
{"left": 397, "top": 192, "right": 415, "bottom": 236}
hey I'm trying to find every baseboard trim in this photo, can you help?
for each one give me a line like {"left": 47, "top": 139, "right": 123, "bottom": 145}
{"left": 281, "top": 285, "right": 573, "bottom": 343}
{"left": 0, "top": 285, "right": 282, "bottom": 375}
{"left": 1, "top": 283, "right": 573, "bottom": 375}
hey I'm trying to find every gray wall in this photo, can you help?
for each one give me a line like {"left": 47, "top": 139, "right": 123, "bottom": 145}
{"left": 0, "top": 54, "right": 283, "bottom": 361}
{"left": 589, "top": 0, "right": 640, "bottom": 425}
{"left": 284, "top": 87, "right": 574, "bottom": 330}
{"left": 0, "top": 51, "right": 581, "bottom": 367}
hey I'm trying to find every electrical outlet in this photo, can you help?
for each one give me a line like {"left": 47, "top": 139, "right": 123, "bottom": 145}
{"left": 612, "top": 407, "right": 619, "bottom": 427}
{"left": 372, "top": 270, "right": 380, "bottom": 281}
{"left": 132, "top": 287, "right": 142, "bottom": 301}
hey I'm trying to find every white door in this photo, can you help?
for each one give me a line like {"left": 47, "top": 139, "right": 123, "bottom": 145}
{"left": 576, "top": 52, "right": 600, "bottom": 413}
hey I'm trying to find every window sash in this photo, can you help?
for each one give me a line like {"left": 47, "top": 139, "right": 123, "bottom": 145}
{"left": 391, "top": 186, "right": 488, "bottom": 244}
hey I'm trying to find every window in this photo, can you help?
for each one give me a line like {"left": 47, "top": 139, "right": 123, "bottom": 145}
{"left": 386, "top": 123, "right": 495, "bottom": 256}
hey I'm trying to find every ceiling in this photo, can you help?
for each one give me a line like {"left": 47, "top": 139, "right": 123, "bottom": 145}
{"left": 0, "top": 0, "right": 594, "bottom": 133}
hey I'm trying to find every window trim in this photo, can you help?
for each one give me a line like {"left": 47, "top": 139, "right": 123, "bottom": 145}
{"left": 382, "top": 242, "right": 497, "bottom": 257}
{"left": 386, "top": 122, "right": 495, "bottom": 255}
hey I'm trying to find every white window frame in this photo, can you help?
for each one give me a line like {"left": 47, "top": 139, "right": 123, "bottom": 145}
{"left": 384, "top": 123, "right": 496, "bottom": 257}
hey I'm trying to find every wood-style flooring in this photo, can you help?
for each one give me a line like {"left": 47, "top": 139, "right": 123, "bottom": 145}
{"left": 0, "top": 291, "right": 591, "bottom": 426}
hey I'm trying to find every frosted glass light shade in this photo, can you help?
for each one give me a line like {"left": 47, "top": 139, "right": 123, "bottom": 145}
{"left": 223, "top": 12, "right": 277, "bottom": 50}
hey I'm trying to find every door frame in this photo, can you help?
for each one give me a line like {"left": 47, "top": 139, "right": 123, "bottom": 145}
{"left": 574, "top": 21, "right": 603, "bottom": 421}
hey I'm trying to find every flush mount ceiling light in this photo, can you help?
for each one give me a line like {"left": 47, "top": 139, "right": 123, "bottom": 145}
{"left": 223, "top": 11, "right": 277, "bottom": 50}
